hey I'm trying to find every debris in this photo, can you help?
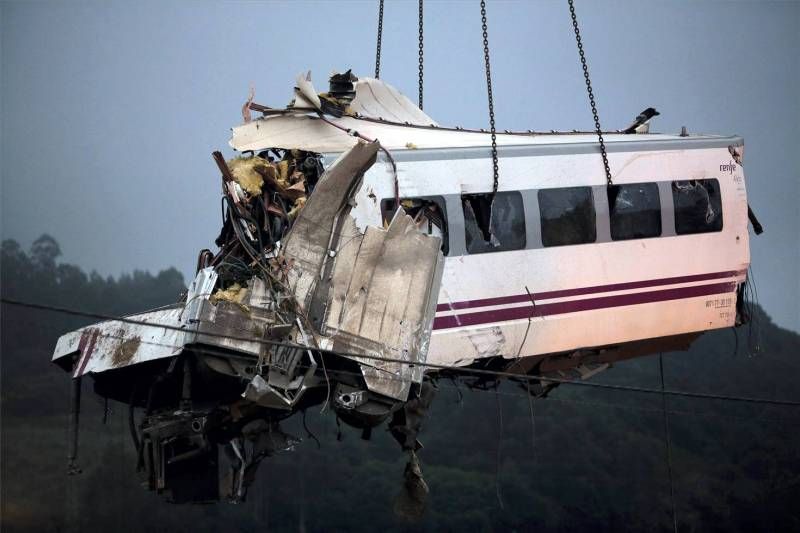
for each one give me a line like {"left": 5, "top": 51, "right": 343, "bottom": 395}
{"left": 210, "top": 283, "right": 248, "bottom": 306}
{"left": 288, "top": 197, "right": 306, "bottom": 220}
{"left": 394, "top": 450, "right": 429, "bottom": 521}
{"left": 242, "top": 84, "right": 255, "bottom": 124}
{"left": 623, "top": 107, "right": 660, "bottom": 134}
{"left": 328, "top": 69, "right": 358, "bottom": 105}
{"left": 227, "top": 157, "right": 267, "bottom": 196}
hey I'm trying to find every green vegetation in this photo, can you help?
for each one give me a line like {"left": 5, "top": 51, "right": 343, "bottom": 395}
{"left": 2, "top": 235, "right": 799, "bottom": 532}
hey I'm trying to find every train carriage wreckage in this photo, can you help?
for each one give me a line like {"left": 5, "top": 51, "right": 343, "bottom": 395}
{"left": 52, "top": 70, "right": 762, "bottom": 514}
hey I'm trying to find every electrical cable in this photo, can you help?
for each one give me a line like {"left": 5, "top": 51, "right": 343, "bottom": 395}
{"left": 4, "top": 297, "right": 800, "bottom": 410}
{"left": 660, "top": 353, "right": 679, "bottom": 533}
{"left": 29, "top": 321, "right": 800, "bottom": 426}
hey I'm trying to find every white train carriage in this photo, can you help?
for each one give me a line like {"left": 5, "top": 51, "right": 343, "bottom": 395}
{"left": 348, "top": 133, "right": 750, "bottom": 368}
{"left": 48, "top": 75, "right": 755, "bottom": 503}
{"left": 230, "top": 87, "right": 751, "bottom": 370}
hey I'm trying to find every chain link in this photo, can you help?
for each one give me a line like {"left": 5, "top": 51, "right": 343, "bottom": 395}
{"left": 568, "top": 0, "right": 612, "bottom": 186}
{"left": 418, "top": 0, "right": 424, "bottom": 109}
{"left": 374, "top": 0, "right": 384, "bottom": 79}
{"left": 480, "top": 0, "right": 499, "bottom": 195}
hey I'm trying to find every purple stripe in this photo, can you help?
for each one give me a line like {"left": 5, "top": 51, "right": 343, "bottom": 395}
{"left": 432, "top": 281, "right": 737, "bottom": 330}
{"left": 435, "top": 270, "right": 744, "bottom": 312}
{"left": 74, "top": 329, "right": 99, "bottom": 377}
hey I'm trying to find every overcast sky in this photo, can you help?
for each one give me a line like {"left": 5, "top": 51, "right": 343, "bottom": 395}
{"left": 2, "top": 0, "right": 798, "bottom": 330}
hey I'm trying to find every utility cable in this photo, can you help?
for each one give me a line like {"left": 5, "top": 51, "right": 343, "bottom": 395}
{"left": 4, "top": 297, "right": 800, "bottom": 408}
{"left": 29, "top": 320, "right": 800, "bottom": 426}
{"left": 660, "top": 354, "right": 679, "bottom": 533}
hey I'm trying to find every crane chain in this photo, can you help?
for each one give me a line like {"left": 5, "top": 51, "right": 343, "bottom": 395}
{"left": 375, "top": 0, "right": 384, "bottom": 79}
{"left": 480, "top": 0, "right": 499, "bottom": 196}
{"left": 568, "top": 0, "right": 612, "bottom": 186}
{"left": 418, "top": 0, "right": 424, "bottom": 110}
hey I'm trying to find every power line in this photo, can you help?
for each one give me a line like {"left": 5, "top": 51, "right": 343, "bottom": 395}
{"left": 10, "top": 316, "right": 800, "bottom": 426}
{"left": 4, "top": 296, "right": 800, "bottom": 409}
{"left": 660, "top": 353, "right": 679, "bottom": 533}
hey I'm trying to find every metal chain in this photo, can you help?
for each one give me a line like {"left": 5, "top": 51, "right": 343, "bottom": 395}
{"left": 568, "top": 0, "right": 613, "bottom": 186}
{"left": 374, "top": 0, "right": 384, "bottom": 79}
{"left": 480, "top": 0, "right": 499, "bottom": 195}
{"left": 418, "top": 0, "right": 424, "bottom": 109}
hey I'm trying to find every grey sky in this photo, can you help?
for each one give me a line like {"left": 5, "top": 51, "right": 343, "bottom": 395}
{"left": 2, "top": 0, "right": 798, "bottom": 330}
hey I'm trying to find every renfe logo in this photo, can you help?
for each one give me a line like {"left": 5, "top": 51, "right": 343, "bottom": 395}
{"left": 720, "top": 160, "right": 737, "bottom": 174}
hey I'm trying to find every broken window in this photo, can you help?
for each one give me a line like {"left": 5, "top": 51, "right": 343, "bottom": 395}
{"left": 538, "top": 186, "right": 596, "bottom": 247}
{"left": 672, "top": 179, "right": 723, "bottom": 235}
{"left": 461, "top": 192, "right": 526, "bottom": 254}
{"left": 381, "top": 196, "right": 449, "bottom": 255}
{"left": 607, "top": 182, "right": 662, "bottom": 240}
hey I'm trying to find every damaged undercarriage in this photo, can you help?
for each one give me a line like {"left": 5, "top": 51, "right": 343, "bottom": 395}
{"left": 50, "top": 68, "right": 753, "bottom": 518}
{"left": 54, "top": 81, "right": 445, "bottom": 511}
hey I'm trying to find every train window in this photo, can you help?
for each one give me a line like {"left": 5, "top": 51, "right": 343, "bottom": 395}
{"left": 671, "top": 179, "right": 723, "bottom": 235}
{"left": 607, "top": 182, "right": 662, "bottom": 240}
{"left": 539, "top": 186, "right": 596, "bottom": 247}
{"left": 462, "top": 192, "right": 526, "bottom": 254}
{"left": 381, "top": 196, "right": 449, "bottom": 255}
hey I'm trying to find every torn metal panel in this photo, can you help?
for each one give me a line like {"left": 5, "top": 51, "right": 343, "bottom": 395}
{"left": 280, "top": 140, "right": 443, "bottom": 400}
{"left": 281, "top": 140, "right": 380, "bottom": 312}
{"left": 293, "top": 71, "right": 322, "bottom": 111}
{"left": 321, "top": 210, "right": 444, "bottom": 401}
{"left": 188, "top": 276, "right": 283, "bottom": 359}
{"left": 348, "top": 77, "right": 436, "bottom": 126}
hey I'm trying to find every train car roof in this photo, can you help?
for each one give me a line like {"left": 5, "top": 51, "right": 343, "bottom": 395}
{"left": 230, "top": 74, "right": 741, "bottom": 156}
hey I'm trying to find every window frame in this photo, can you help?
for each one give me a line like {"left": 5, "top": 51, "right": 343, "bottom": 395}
{"left": 461, "top": 191, "right": 527, "bottom": 255}
{"left": 538, "top": 186, "right": 598, "bottom": 248}
{"left": 671, "top": 178, "right": 724, "bottom": 236}
{"left": 607, "top": 182, "right": 663, "bottom": 241}
{"left": 380, "top": 195, "right": 450, "bottom": 255}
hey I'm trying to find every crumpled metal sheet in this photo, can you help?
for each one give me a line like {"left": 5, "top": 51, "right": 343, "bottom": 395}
{"left": 322, "top": 210, "right": 443, "bottom": 401}
{"left": 281, "top": 140, "right": 379, "bottom": 313}
{"left": 348, "top": 77, "right": 436, "bottom": 126}
{"left": 53, "top": 140, "right": 443, "bottom": 404}
{"left": 289, "top": 72, "right": 436, "bottom": 126}
{"left": 282, "top": 140, "right": 443, "bottom": 401}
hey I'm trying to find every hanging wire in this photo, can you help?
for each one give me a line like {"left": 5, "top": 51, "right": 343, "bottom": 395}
{"left": 660, "top": 354, "right": 679, "bottom": 533}
{"left": 494, "top": 387, "right": 505, "bottom": 510}
{"left": 374, "top": 0, "right": 384, "bottom": 79}
{"left": 480, "top": 0, "right": 500, "bottom": 196}
{"left": 526, "top": 380, "right": 538, "bottom": 465}
{"left": 567, "top": 0, "right": 613, "bottom": 186}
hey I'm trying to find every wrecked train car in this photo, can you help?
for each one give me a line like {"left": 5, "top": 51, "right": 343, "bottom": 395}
{"left": 51, "top": 71, "right": 756, "bottom": 506}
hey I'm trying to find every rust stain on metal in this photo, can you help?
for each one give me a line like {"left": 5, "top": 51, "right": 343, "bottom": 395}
{"left": 112, "top": 336, "right": 141, "bottom": 366}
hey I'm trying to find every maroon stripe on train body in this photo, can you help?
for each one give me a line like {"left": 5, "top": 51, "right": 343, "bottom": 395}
{"left": 435, "top": 270, "right": 746, "bottom": 312}
{"left": 72, "top": 330, "right": 91, "bottom": 378}
{"left": 74, "top": 329, "right": 99, "bottom": 377}
{"left": 432, "top": 281, "right": 737, "bottom": 330}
